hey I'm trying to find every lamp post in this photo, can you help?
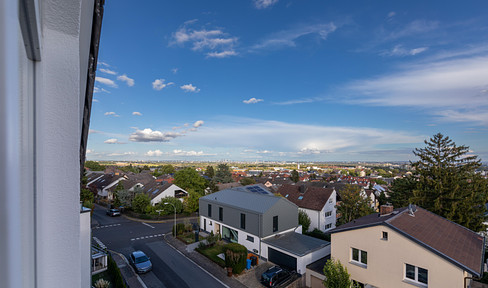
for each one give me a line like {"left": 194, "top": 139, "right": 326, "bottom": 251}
{"left": 164, "top": 202, "right": 176, "bottom": 238}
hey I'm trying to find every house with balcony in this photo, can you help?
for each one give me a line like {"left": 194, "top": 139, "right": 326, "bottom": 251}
{"left": 328, "top": 205, "right": 485, "bottom": 288}
{"left": 199, "top": 189, "right": 330, "bottom": 274}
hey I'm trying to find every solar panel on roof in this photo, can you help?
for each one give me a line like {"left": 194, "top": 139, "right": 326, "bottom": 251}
{"left": 152, "top": 189, "right": 159, "bottom": 195}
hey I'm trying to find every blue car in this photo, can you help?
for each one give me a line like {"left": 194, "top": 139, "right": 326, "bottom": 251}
{"left": 130, "top": 251, "right": 152, "bottom": 273}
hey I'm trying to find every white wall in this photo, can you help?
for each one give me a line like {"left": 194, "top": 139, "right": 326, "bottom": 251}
{"left": 80, "top": 209, "right": 92, "bottom": 287}
{"left": 150, "top": 184, "right": 188, "bottom": 205}
{"left": 301, "top": 190, "right": 336, "bottom": 232}
{"left": 0, "top": 0, "right": 96, "bottom": 287}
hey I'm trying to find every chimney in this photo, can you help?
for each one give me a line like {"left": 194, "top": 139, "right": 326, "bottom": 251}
{"left": 380, "top": 204, "right": 393, "bottom": 216}
{"left": 299, "top": 184, "right": 307, "bottom": 194}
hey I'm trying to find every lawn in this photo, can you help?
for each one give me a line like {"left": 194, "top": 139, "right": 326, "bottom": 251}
{"left": 196, "top": 242, "right": 226, "bottom": 267}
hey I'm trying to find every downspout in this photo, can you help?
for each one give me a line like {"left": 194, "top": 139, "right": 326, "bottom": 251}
{"left": 258, "top": 213, "right": 262, "bottom": 260}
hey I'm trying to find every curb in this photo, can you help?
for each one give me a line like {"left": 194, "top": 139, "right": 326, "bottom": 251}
{"left": 122, "top": 214, "right": 198, "bottom": 224}
{"left": 109, "top": 249, "right": 148, "bottom": 288}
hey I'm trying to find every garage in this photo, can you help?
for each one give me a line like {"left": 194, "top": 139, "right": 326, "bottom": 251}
{"left": 268, "top": 247, "right": 297, "bottom": 271}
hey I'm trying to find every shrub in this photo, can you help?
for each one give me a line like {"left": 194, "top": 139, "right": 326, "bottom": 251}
{"left": 107, "top": 254, "right": 126, "bottom": 288}
{"left": 206, "top": 231, "right": 220, "bottom": 246}
{"left": 224, "top": 243, "right": 247, "bottom": 274}
{"left": 305, "top": 228, "right": 331, "bottom": 241}
{"left": 172, "top": 223, "right": 186, "bottom": 236}
{"left": 94, "top": 279, "right": 110, "bottom": 288}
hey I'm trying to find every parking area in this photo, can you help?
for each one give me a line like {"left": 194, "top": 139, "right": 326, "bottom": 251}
{"left": 235, "top": 261, "right": 304, "bottom": 288}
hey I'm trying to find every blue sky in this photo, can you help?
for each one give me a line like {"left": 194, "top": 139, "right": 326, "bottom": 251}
{"left": 87, "top": 0, "right": 488, "bottom": 162}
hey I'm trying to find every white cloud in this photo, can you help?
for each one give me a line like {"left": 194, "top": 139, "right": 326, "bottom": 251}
{"left": 387, "top": 11, "right": 396, "bottom": 18}
{"left": 193, "top": 120, "right": 204, "bottom": 128}
{"left": 104, "top": 138, "right": 125, "bottom": 144}
{"left": 243, "top": 97, "right": 264, "bottom": 104}
{"left": 171, "top": 150, "right": 213, "bottom": 156}
{"left": 171, "top": 21, "right": 238, "bottom": 58}
{"left": 180, "top": 84, "right": 200, "bottom": 93}
{"left": 188, "top": 118, "right": 424, "bottom": 159}
{"left": 152, "top": 79, "right": 174, "bottom": 91}
{"left": 382, "top": 45, "right": 428, "bottom": 57}
{"left": 99, "top": 68, "right": 117, "bottom": 75}
{"left": 117, "top": 74, "right": 135, "bottom": 87}
{"left": 86, "top": 149, "right": 93, "bottom": 154}
{"left": 132, "top": 112, "right": 142, "bottom": 116}
{"left": 344, "top": 55, "right": 488, "bottom": 126}
{"left": 98, "top": 61, "right": 110, "bottom": 67}
{"left": 107, "top": 152, "right": 136, "bottom": 157}
{"left": 146, "top": 150, "right": 164, "bottom": 157}
{"left": 387, "top": 20, "right": 439, "bottom": 40}
{"left": 104, "top": 112, "right": 119, "bottom": 117}
{"left": 206, "top": 50, "right": 238, "bottom": 58}
{"left": 251, "top": 22, "right": 337, "bottom": 51}
{"left": 95, "top": 77, "right": 118, "bottom": 88}
{"left": 92, "top": 98, "right": 99, "bottom": 102}
{"left": 129, "top": 128, "right": 183, "bottom": 142}
{"left": 254, "top": 0, "right": 278, "bottom": 9}
{"left": 172, "top": 68, "right": 178, "bottom": 74}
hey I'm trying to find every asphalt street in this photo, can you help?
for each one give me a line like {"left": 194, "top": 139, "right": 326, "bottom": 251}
{"left": 92, "top": 205, "right": 227, "bottom": 288}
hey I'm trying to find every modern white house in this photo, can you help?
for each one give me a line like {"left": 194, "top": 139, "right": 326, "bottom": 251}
{"left": 199, "top": 189, "right": 330, "bottom": 274}
{"left": 0, "top": 0, "right": 104, "bottom": 287}
{"left": 277, "top": 184, "right": 337, "bottom": 232}
{"left": 147, "top": 183, "right": 188, "bottom": 205}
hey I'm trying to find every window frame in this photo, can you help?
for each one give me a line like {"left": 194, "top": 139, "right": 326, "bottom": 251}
{"left": 219, "top": 207, "right": 223, "bottom": 221}
{"left": 404, "top": 263, "right": 428, "bottom": 287}
{"left": 208, "top": 204, "right": 212, "bottom": 217}
{"left": 273, "top": 216, "right": 278, "bottom": 232}
{"left": 350, "top": 247, "right": 367, "bottom": 268}
{"left": 381, "top": 231, "right": 388, "bottom": 240}
{"left": 325, "top": 211, "right": 332, "bottom": 217}
{"left": 240, "top": 213, "right": 246, "bottom": 230}
{"left": 246, "top": 235, "right": 254, "bottom": 242}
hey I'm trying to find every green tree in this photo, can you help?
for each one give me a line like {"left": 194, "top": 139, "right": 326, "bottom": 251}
{"left": 410, "top": 133, "right": 488, "bottom": 231}
{"left": 298, "top": 210, "right": 311, "bottom": 232}
{"left": 207, "top": 180, "right": 219, "bottom": 193}
{"left": 84, "top": 160, "right": 105, "bottom": 171}
{"left": 336, "top": 185, "right": 374, "bottom": 226}
{"left": 389, "top": 176, "right": 417, "bottom": 208}
{"left": 112, "top": 181, "right": 124, "bottom": 207}
{"left": 213, "top": 164, "right": 233, "bottom": 184}
{"left": 205, "top": 165, "right": 215, "bottom": 178}
{"left": 173, "top": 167, "right": 207, "bottom": 195}
{"left": 132, "top": 193, "right": 151, "bottom": 213}
{"left": 156, "top": 196, "right": 183, "bottom": 214}
{"left": 323, "top": 258, "right": 355, "bottom": 288}
{"left": 290, "top": 170, "right": 299, "bottom": 183}
{"left": 80, "top": 188, "right": 94, "bottom": 203}
{"left": 161, "top": 164, "right": 176, "bottom": 175}
{"left": 239, "top": 177, "right": 256, "bottom": 186}
{"left": 183, "top": 190, "right": 200, "bottom": 214}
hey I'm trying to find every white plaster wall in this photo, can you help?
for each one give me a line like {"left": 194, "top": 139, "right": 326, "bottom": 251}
{"left": 36, "top": 0, "right": 95, "bottom": 287}
{"left": 301, "top": 208, "right": 320, "bottom": 232}
{"left": 323, "top": 190, "right": 336, "bottom": 231}
{"left": 80, "top": 210, "right": 92, "bottom": 288}
{"left": 150, "top": 184, "right": 188, "bottom": 205}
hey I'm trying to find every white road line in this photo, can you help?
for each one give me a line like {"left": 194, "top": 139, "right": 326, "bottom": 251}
{"left": 130, "top": 234, "right": 164, "bottom": 241}
{"left": 142, "top": 222, "right": 155, "bottom": 229}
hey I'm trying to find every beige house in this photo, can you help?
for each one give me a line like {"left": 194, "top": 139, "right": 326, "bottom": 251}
{"left": 329, "top": 205, "right": 484, "bottom": 288}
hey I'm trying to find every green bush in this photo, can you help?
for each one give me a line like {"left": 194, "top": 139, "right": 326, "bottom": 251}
{"left": 107, "top": 254, "right": 126, "bottom": 288}
{"left": 224, "top": 243, "right": 247, "bottom": 274}
{"left": 172, "top": 223, "right": 186, "bottom": 236}
{"left": 305, "top": 228, "right": 331, "bottom": 241}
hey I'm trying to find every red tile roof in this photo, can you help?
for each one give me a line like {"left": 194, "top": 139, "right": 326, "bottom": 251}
{"left": 277, "top": 184, "right": 334, "bottom": 211}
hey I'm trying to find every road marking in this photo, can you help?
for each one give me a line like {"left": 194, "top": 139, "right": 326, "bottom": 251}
{"left": 131, "top": 233, "right": 165, "bottom": 241}
{"left": 142, "top": 222, "right": 155, "bottom": 229}
{"left": 94, "top": 223, "right": 121, "bottom": 229}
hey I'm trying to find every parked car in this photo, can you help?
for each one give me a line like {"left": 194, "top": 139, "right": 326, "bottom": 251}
{"left": 129, "top": 251, "right": 152, "bottom": 273}
{"left": 106, "top": 208, "right": 120, "bottom": 217}
{"left": 260, "top": 265, "right": 296, "bottom": 287}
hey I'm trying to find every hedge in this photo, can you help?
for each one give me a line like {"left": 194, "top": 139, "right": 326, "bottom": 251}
{"left": 223, "top": 243, "right": 247, "bottom": 274}
{"left": 107, "top": 253, "right": 126, "bottom": 288}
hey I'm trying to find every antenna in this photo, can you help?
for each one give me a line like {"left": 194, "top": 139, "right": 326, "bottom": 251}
{"left": 408, "top": 203, "right": 417, "bottom": 217}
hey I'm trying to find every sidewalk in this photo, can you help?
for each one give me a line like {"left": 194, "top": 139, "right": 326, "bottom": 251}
{"left": 164, "top": 235, "right": 248, "bottom": 288}
{"left": 110, "top": 251, "right": 146, "bottom": 288}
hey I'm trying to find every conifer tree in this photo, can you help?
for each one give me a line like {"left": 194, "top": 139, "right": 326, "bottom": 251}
{"left": 410, "top": 133, "right": 488, "bottom": 231}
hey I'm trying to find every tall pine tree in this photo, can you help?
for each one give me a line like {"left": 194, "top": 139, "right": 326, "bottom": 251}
{"left": 411, "top": 133, "right": 488, "bottom": 231}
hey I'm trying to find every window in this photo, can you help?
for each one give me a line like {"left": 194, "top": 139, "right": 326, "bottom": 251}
{"left": 246, "top": 235, "right": 254, "bottom": 242}
{"left": 329, "top": 198, "right": 333, "bottom": 203}
{"left": 325, "top": 223, "right": 332, "bottom": 229}
{"left": 382, "top": 231, "right": 388, "bottom": 240}
{"left": 219, "top": 207, "right": 223, "bottom": 221}
{"left": 351, "top": 248, "right": 367, "bottom": 267}
{"left": 325, "top": 211, "right": 332, "bottom": 217}
{"left": 273, "top": 216, "right": 278, "bottom": 232}
{"left": 208, "top": 204, "right": 212, "bottom": 217}
{"left": 405, "top": 264, "right": 428, "bottom": 286}
{"left": 241, "top": 213, "right": 246, "bottom": 229}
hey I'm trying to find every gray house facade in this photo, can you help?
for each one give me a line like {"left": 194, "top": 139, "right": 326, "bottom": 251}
{"left": 199, "top": 189, "right": 298, "bottom": 256}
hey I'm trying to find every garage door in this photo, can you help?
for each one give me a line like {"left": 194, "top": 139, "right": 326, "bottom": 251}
{"left": 311, "top": 275, "right": 324, "bottom": 288}
{"left": 268, "top": 247, "right": 297, "bottom": 271}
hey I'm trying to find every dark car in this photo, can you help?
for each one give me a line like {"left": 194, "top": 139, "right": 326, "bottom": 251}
{"left": 260, "top": 266, "right": 295, "bottom": 287}
{"left": 106, "top": 208, "right": 120, "bottom": 217}
{"left": 129, "top": 251, "right": 152, "bottom": 273}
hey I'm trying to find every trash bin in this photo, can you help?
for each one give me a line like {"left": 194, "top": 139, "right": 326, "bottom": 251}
{"left": 246, "top": 259, "right": 252, "bottom": 270}
{"left": 195, "top": 231, "right": 199, "bottom": 242}
{"left": 250, "top": 256, "right": 257, "bottom": 266}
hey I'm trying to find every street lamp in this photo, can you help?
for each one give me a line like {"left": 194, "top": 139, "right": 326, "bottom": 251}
{"left": 164, "top": 202, "right": 176, "bottom": 237}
